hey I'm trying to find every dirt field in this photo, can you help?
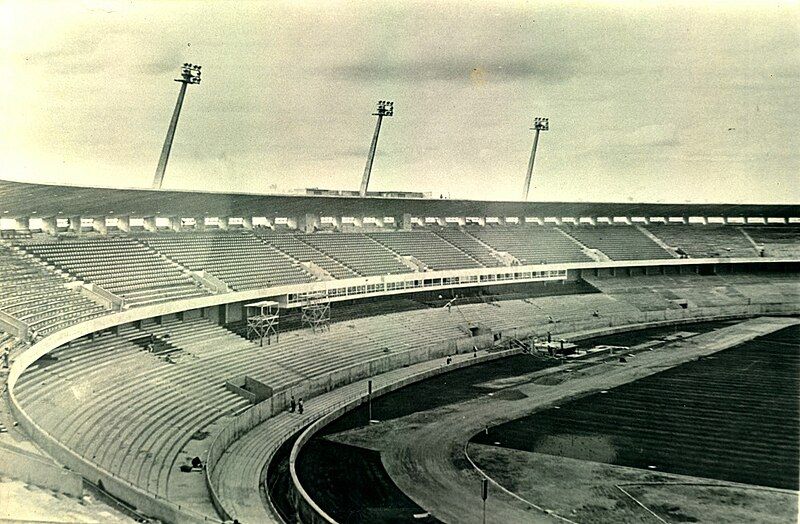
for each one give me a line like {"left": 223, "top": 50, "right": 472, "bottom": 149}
{"left": 472, "top": 325, "right": 800, "bottom": 490}
{"left": 468, "top": 445, "right": 797, "bottom": 524}
{"left": 297, "top": 317, "right": 799, "bottom": 524}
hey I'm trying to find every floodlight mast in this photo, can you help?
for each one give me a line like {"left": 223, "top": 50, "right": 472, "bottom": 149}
{"left": 359, "top": 100, "right": 394, "bottom": 197}
{"left": 521, "top": 117, "right": 549, "bottom": 201}
{"left": 152, "top": 63, "right": 202, "bottom": 189}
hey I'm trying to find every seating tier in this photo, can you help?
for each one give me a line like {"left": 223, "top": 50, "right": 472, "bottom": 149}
{"left": 300, "top": 233, "right": 412, "bottom": 276}
{"left": 137, "top": 231, "right": 315, "bottom": 291}
{"left": 0, "top": 245, "right": 108, "bottom": 337}
{"left": 562, "top": 225, "right": 674, "bottom": 261}
{"left": 470, "top": 226, "right": 592, "bottom": 265}
{"left": 645, "top": 225, "right": 757, "bottom": 259}
{"left": 18, "top": 237, "right": 209, "bottom": 306}
{"left": 368, "top": 231, "right": 482, "bottom": 270}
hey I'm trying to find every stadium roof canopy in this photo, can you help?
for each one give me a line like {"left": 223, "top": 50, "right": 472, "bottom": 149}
{"left": 1, "top": 178, "right": 798, "bottom": 219}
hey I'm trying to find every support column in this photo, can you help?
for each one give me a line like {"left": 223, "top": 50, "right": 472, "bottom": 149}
{"left": 13, "top": 217, "right": 30, "bottom": 233}
{"left": 399, "top": 213, "right": 412, "bottom": 231}
{"left": 92, "top": 217, "right": 108, "bottom": 235}
{"left": 143, "top": 216, "right": 157, "bottom": 232}
{"left": 242, "top": 216, "right": 253, "bottom": 229}
{"left": 116, "top": 215, "right": 130, "bottom": 232}
{"left": 68, "top": 216, "right": 81, "bottom": 234}
{"left": 168, "top": 216, "right": 182, "bottom": 232}
{"left": 41, "top": 216, "right": 58, "bottom": 236}
{"left": 297, "top": 213, "right": 318, "bottom": 234}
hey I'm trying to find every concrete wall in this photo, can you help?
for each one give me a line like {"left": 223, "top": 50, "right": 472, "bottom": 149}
{"left": 0, "top": 442, "right": 83, "bottom": 497}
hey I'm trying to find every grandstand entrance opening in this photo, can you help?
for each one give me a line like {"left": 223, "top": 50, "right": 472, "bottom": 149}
{"left": 301, "top": 292, "right": 330, "bottom": 333}
{"left": 245, "top": 300, "right": 280, "bottom": 346}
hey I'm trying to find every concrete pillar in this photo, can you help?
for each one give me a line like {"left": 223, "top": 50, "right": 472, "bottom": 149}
{"left": 13, "top": 216, "right": 30, "bottom": 232}
{"left": 116, "top": 215, "right": 130, "bottom": 232}
{"left": 399, "top": 213, "right": 412, "bottom": 231}
{"left": 167, "top": 216, "right": 181, "bottom": 232}
{"left": 296, "top": 213, "right": 318, "bottom": 233}
{"left": 242, "top": 216, "right": 253, "bottom": 229}
{"left": 92, "top": 217, "right": 108, "bottom": 235}
{"left": 41, "top": 216, "right": 58, "bottom": 236}
{"left": 143, "top": 216, "right": 157, "bottom": 232}
{"left": 217, "top": 217, "right": 229, "bottom": 230}
{"left": 68, "top": 216, "right": 81, "bottom": 234}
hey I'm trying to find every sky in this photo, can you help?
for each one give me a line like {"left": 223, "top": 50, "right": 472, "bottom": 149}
{"left": 0, "top": 0, "right": 798, "bottom": 203}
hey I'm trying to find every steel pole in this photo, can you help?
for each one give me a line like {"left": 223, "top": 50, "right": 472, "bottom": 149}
{"left": 521, "top": 128, "right": 541, "bottom": 201}
{"left": 153, "top": 81, "right": 189, "bottom": 189}
{"left": 359, "top": 114, "right": 384, "bottom": 197}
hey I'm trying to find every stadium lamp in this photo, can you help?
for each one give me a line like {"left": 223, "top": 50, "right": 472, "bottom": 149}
{"left": 522, "top": 116, "right": 549, "bottom": 201}
{"left": 374, "top": 100, "right": 394, "bottom": 117}
{"left": 178, "top": 63, "right": 202, "bottom": 85}
{"left": 152, "top": 63, "right": 203, "bottom": 189}
{"left": 360, "top": 100, "right": 394, "bottom": 197}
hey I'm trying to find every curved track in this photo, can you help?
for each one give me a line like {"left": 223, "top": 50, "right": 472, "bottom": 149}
{"left": 371, "top": 317, "right": 798, "bottom": 524}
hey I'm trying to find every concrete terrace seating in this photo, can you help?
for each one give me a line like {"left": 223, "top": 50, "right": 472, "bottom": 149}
{"left": 252, "top": 230, "right": 358, "bottom": 280}
{"left": 18, "top": 237, "right": 209, "bottom": 306}
{"left": 300, "top": 233, "right": 412, "bottom": 276}
{"left": 587, "top": 273, "right": 800, "bottom": 311}
{"left": 646, "top": 225, "right": 758, "bottom": 259}
{"left": 18, "top": 294, "right": 627, "bottom": 506}
{"left": 136, "top": 231, "right": 315, "bottom": 291}
{"left": 12, "top": 303, "right": 487, "bottom": 503}
{"left": 561, "top": 225, "right": 674, "bottom": 261}
{"left": 471, "top": 226, "right": 592, "bottom": 265}
{"left": 15, "top": 319, "right": 253, "bottom": 498}
{"left": 743, "top": 226, "right": 800, "bottom": 258}
{"left": 368, "top": 231, "right": 482, "bottom": 271}
{"left": 434, "top": 229, "right": 506, "bottom": 267}
{"left": 0, "top": 245, "right": 108, "bottom": 337}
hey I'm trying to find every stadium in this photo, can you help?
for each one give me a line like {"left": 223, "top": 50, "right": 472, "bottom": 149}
{"left": 1, "top": 3, "right": 799, "bottom": 524}
{"left": 0, "top": 176, "right": 798, "bottom": 523}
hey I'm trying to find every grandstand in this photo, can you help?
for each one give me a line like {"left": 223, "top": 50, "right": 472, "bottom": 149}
{"left": 135, "top": 230, "right": 314, "bottom": 290}
{"left": 17, "top": 237, "right": 210, "bottom": 306}
{"left": 0, "top": 177, "right": 798, "bottom": 524}
{"left": 645, "top": 224, "right": 758, "bottom": 258}
{"left": 470, "top": 225, "right": 592, "bottom": 264}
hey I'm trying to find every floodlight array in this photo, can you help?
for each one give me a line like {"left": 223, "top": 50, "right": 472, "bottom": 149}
{"left": 179, "top": 63, "right": 202, "bottom": 84}
{"left": 375, "top": 100, "right": 394, "bottom": 117}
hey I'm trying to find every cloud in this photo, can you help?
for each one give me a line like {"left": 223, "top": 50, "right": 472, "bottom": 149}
{"left": 620, "top": 124, "right": 678, "bottom": 147}
{"left": 321, "top": 51, "right": 584, "bottom": 84}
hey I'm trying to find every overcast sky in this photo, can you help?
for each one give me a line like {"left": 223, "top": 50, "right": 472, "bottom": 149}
{"left": 1, "top": 0, "right": 798, "bottom": 203}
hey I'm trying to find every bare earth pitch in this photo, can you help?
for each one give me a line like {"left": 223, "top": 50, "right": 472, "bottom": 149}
{"left": 313, "top": 317, "right": 799, "bottom": 523}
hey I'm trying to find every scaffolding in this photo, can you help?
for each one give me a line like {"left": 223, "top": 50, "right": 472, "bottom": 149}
{"left": 301, "top": 292, "right": 330, "bottom": 333}
{"left": 245, "top": 300, "right": 280, "bottom": 346}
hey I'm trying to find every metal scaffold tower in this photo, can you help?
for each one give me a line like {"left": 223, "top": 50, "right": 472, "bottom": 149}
{"left": 301, "top": 292, "right": 331, "bottom": 333}
{"left": 245, "top": 300, "right": 280, "bottom": 346}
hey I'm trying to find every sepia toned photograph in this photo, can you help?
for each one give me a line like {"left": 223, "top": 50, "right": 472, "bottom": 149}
{"left": 0, "top": 1, "right": 798, "bottom": 523}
